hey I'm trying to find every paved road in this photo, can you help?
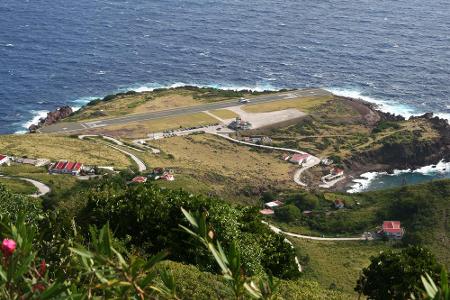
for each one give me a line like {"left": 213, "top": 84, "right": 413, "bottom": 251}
{"left": 263, "top": 222, "right": 371, "bottom": 241}
{"left": 214, "top": 133, "right": 320, "bottom": 187}
{"left": 0, "top": 174, "right": 51, "bottom": 198}
{"left": 79, "top": 135, "right": 147, "bottom": 172}
{"left": 39, "top": 88, "right": 331, "bottom": 134}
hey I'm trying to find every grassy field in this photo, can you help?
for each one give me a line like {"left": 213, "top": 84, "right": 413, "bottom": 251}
{"left": 243, "top": 95, "right": 334, "bottom": 113}
{"left": 139, "top": 134, "right": 297, "bottom": 205}
{"left": 249, "top": 98, "right": 441, "bottom": 159}
{"left": 0, "top": 164, "right": 79, "bottom": 195}
{"left": 292, "top": 238, "right": 389, "bottom": 294}
{"left": 0, "top": 134, "right": 131, "bottom": 168}
{"left": 67, "top": 87, "right": 273, "bottom": 122}
{"left": 209, "top": 109, "right": 238, "bottom": 119}
{"left": 85, "top": 112, "right": 218, "bottom": 139}
{"left": 0, "top": 176, "right": 37, "bottom": 195}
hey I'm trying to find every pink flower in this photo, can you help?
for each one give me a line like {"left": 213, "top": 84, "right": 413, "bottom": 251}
{"left": 1, "top": 239, "right": 16, "bottom": 257}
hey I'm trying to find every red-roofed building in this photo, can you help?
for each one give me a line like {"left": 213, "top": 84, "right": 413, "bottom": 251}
{"left": 331, "top": 167, "right": 344, "bottom": 176}
{"left": 259, "top": 209, "right": 274, "bottom": 215}
{"left": 132, "top": 176, "right": 147, "bottom": 183}
{"left": 334, "top": 199, "right": 345, "bottom": 209}
{"left": 49, "top": 161, "right": 83, "bottom": 176}
{"left": 381, "top": 221, "right": 404, "bottom": 239}
{"left": 289, "top": 153, "right": 311, "bottom": 165}
{"left": 0, "top": 155, "right": 10, "bottom": 166}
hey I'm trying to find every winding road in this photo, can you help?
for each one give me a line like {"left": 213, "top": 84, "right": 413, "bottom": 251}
{"left": 214, "top": 133, "right": 320, "bottom": 187}
{"left": 79, "top": 135, "right": 147, "bottom": 172}
{"left": 0, "top": 175, "right": 50, "bottom": 198}
{"left": 264, "top": 221, "right": 372, "bottom": 241}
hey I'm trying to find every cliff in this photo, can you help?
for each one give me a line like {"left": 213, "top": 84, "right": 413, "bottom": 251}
{"left": 28, "top": 106, "right": 73, "bottom": 133}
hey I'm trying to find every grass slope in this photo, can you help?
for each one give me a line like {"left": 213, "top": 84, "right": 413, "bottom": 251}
{"left": 0, "top": 134, "right": 131, "bottom": 168}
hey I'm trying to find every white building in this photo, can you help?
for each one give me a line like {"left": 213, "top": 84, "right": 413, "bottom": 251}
{"left": 0, "top": 155, "right": 10, "bottom": 166}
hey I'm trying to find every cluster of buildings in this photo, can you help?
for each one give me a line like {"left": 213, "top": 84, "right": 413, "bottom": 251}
{"left": 321, "top": 167, "right": 345, "bottom": 183}
{"left": 259, "top": 200, "right": 284, "bottom": 215}
{"left": 228, "top": 117, "right": 252, "bottom": 131}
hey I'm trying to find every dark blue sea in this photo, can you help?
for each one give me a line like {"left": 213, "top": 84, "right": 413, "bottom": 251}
{"left": 0, "top": 0, "right": 449, "bottom": 189}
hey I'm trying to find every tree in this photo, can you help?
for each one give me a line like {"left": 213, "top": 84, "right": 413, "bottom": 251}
{"left": 355, "top": 246, "right": 443, "bottom": 299}
{"left": 275, "top": 204, "right": 301, "bottom": 223}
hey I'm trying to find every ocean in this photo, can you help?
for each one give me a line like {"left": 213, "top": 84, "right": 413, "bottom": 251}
{"left": 0, "top": 0, "right": 449, "bottom": 189}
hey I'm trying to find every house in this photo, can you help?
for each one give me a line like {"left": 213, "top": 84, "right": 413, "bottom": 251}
{"left": 264, "top": 200, "right": 284, "bottom": 209}
{"left": 334, "top": 199, "right": 345, "bottom": 209}
{"left": 331, "top": 167, "right": 344, "bottom": 176}
{"left": 48, "top": 161, "right": 83, "bottom": 176}
{"left": 259, "top": 209, "right": 275, "bottom": 215}
{"left": 289, "top": 153, "right": 311, "bottom": 165}
{"left": 0, "top": 155, "right": 10, "bottom": 166}
{"left": 161, "top": 173, "right": 175, "bottom": 181}
{"left": 132, "top": 176, "right": 147, "bottom": 183}
{"left": 303, "top": 210, "right": 313, "bottom": 216}
{"left": 381, "top": 221, "right": 404, "bottom": 239}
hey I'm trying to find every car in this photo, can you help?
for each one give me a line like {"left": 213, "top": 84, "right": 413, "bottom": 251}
{"left": 238, "top": 97, "right": 250, "bottom": 103}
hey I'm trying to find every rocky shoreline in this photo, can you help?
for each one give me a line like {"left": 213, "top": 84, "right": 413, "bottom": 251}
{"left": 28, "top": 106, "right": 73, "bottom": 133}
{"left": 335, "top": 109, "right": 450, "bottom": 192}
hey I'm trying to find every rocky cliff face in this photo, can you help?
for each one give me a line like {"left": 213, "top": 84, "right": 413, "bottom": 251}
{"left": 344, "top": 113, "right": 450, "bottom": 173}
{"left": 28, "top": 106, "right": 73, "bottom": 133}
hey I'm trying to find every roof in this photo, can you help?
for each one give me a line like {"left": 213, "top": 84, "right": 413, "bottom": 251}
{"left": 259, "top": 209, "right": 274, "bottom": 215}
{"left": 265, "top": 200, "right": 284, "bottom": 208}
{"left": 0, "top": 155, "right": 7, "bottom": 161}
{"left": 290, "top": 153, "right": 311, "bottom": 162}
{"left": 132, "top": 176, "right": 147, "bottom": 183}
{"left": 332, "top": 167, "right": 344, "bottom": 174}
{"left": 382, "top": 221, "right": 402, "bottom": 233}
{"left": 50, "top": 161, "right": 83, "bottom": 172}
{"left": 334, "top": 199, "right": 344, "bottom": 205}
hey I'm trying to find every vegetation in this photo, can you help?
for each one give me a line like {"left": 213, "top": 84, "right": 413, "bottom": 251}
{"left": 0, "top": 177, "right": 37, "bottom": 195}
{"left": 356, "top": 246, "right": 444, "bottom": 299}
{"left": 242, "top": 94, "right": 334, "bottom": 113}
{"left": 68, "top": 86, "right": 277, "bottom": 122}
{"left": 0, "top": 134, "right": 131, "bottom": 167}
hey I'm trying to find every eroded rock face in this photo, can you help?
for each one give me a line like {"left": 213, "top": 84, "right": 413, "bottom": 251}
{"left": 28, "top": 106, "right": 73, "bottom": 133}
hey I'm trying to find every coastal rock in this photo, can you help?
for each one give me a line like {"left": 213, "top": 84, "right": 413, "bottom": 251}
{"left": 28, "top": 106, "right": 73, "bottom": 133}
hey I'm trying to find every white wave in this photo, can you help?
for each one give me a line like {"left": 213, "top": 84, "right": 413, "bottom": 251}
{"left": 127, "top": 82, "right": 279, "bottom": 93}
{"left": 347, "top": 160, "right": 450, "bottom": 193}
{"left": 413, "top": 160, "right": 450, "bottom": 175}
{"left": 325, "top": 88, "right": 417, "bottom": 117}
{"left": 325, "top": 88, "right": 450, "bottom": 124}
{"left": 347, "top": 172, "right": 382, "bottom": 193}
{"left": 15, "top": 110, "right": 49, "bottom": 134}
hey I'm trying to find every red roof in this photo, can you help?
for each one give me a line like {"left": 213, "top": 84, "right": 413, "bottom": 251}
{"left": 73, "top": 163, "right": 82, "bottom": 171}
{"left": 260, "top": 209, "right": 275, "bottom": 215}
{"left": 0, "top": 155, "right": 7, "bottom": 161}
{"left": 382, "top": 221, "right": 402, "bottom": 233}
{"left": 334, "top": 199, "right": 344, "bottom": 205}
{"left": 55, "top": 161, "right": 66, "bottom": 170}
{"left": 132, "top": 176, "right": 147, "bottom": 183}
{"left": 332, "top": 167, "right": 344, "bottom": 174}
{"left": 290, "top": 153, "right": 310, "bottom": 162}
{"left": 65, "top": 162, "right": 75, "bottom": 170}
